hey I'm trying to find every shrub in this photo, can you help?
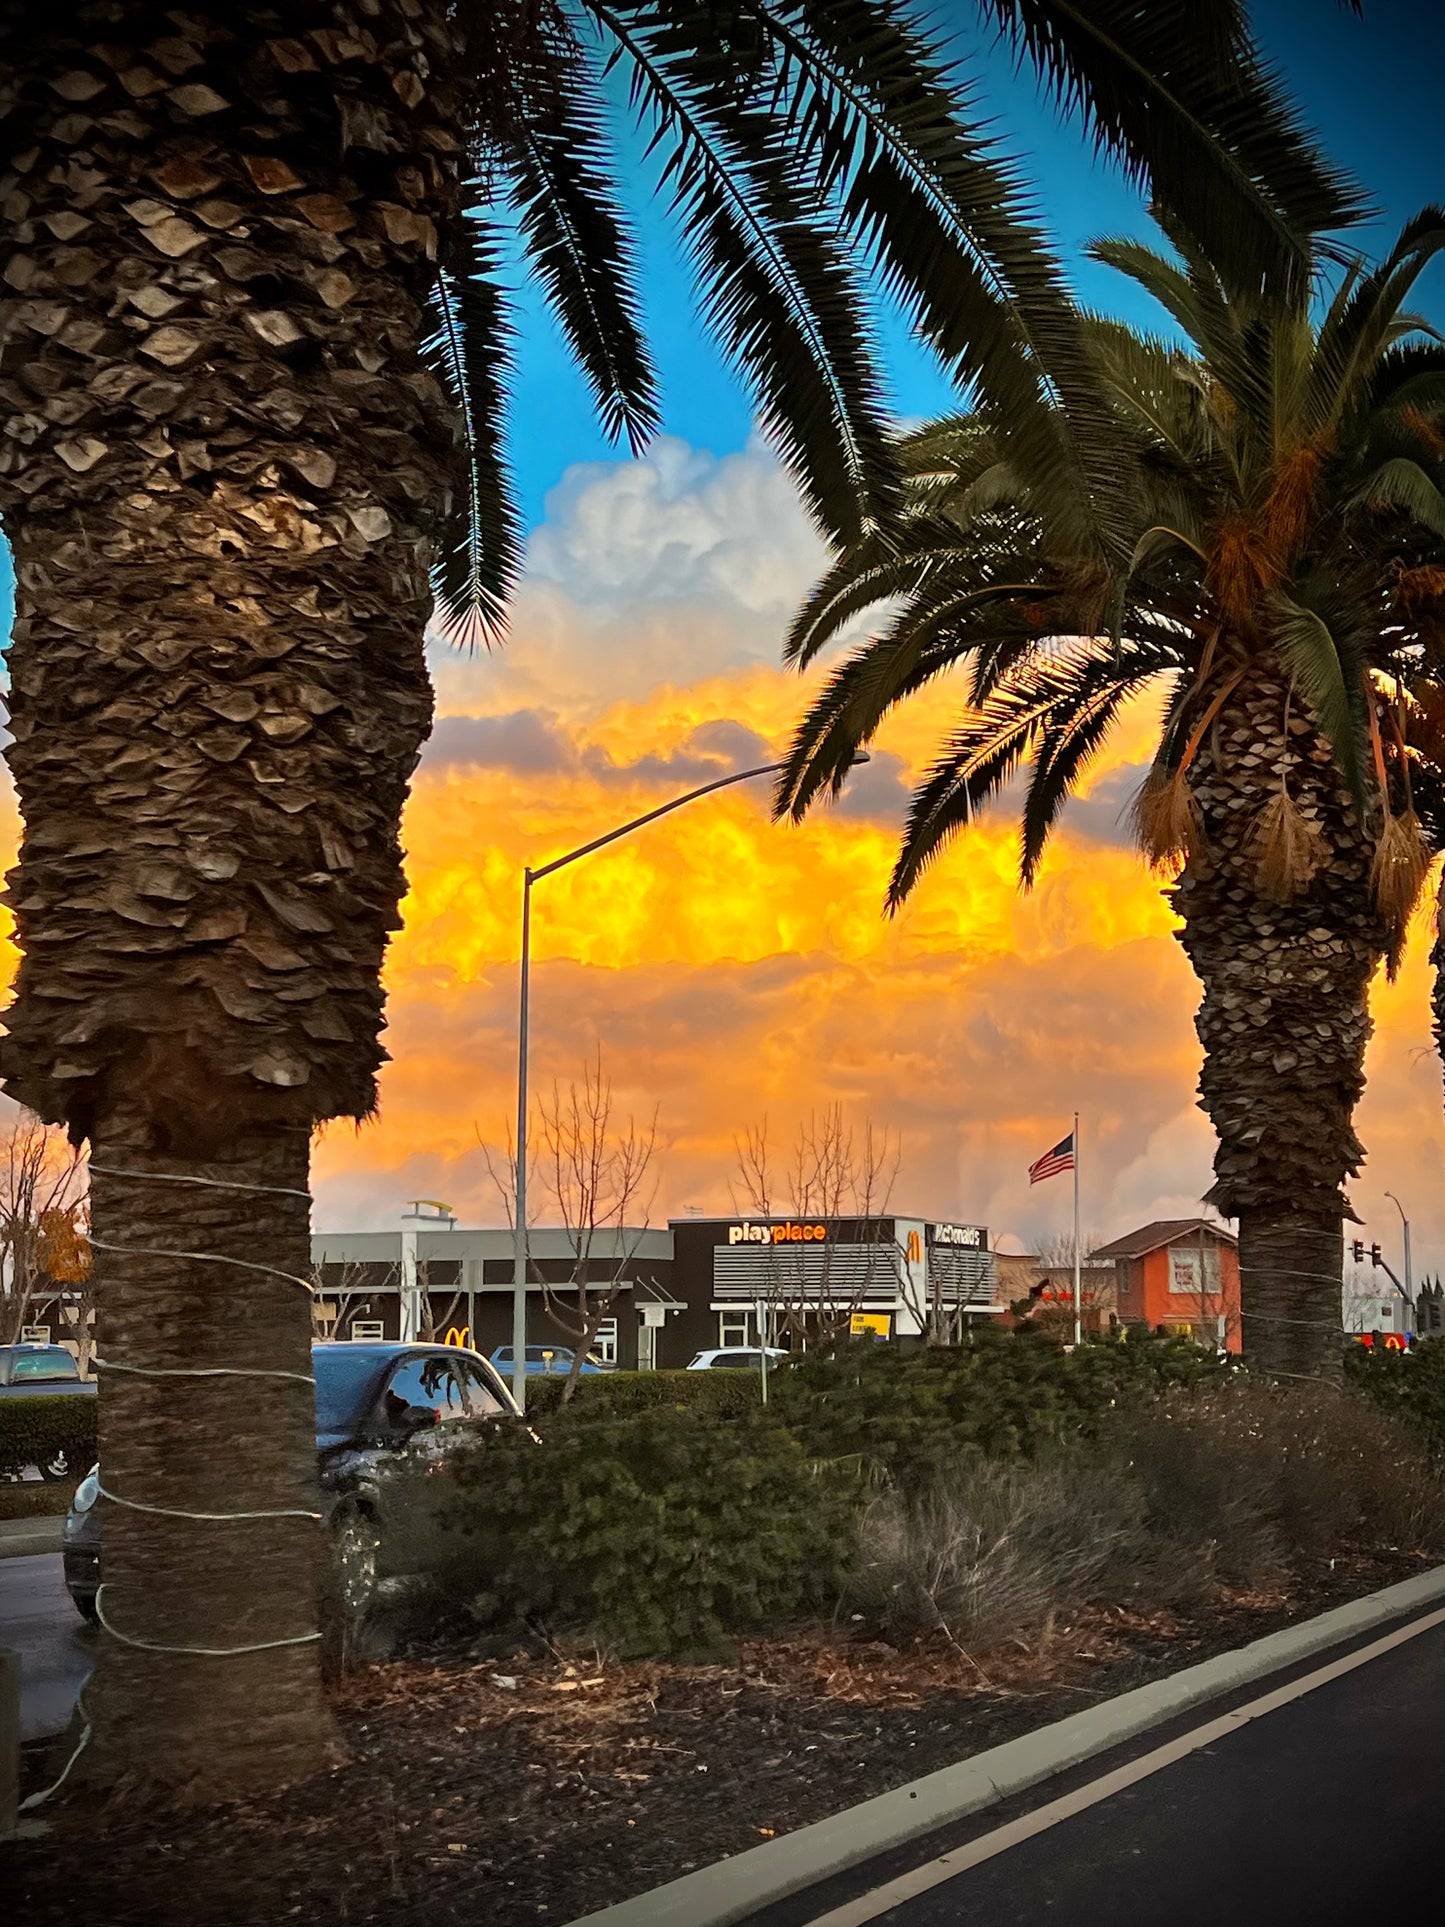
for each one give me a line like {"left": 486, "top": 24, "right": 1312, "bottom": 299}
{"left": 1346, "top": 1338, "right": 1445, "bottom": 1457}
{"left": 772, "top": 1328, "right": 1231, "bottom": 1487}
{"left": 0, "top": 1394, "right": 96, "bottom": 1481}
{"left": 1103, "top": 1379, "right": 1445, "bottom": 1584}
{"left": 522, "top": 1368, "right": 763, "bottom": 1424}
{"left": 849, "top": 1455, "right": 1151, "bottom": 1647}
{"left": 438, "top": 1402, "right": 856, "bottom": 1655}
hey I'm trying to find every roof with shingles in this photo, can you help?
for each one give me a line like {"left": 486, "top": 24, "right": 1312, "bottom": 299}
{"left": 1092, "top": 1218, "right": 1238, "bottom": 1260}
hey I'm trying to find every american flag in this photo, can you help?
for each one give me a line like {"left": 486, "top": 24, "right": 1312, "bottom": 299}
{"left": 1028, "top": 1132, "right": 1076, "bottom": 1184}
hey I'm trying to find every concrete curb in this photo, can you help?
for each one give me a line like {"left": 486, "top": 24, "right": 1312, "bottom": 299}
{"left": 565, "top": 1562, "right": 1445, "bottom": 1927}
{"left": 0, "top": 1517, "right": 64, "bottom": 1560}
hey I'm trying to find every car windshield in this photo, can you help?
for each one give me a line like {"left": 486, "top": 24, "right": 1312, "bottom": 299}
{"left": 313, "top": 1349, "right": 386, "bottom": 1433}
{"left": 11, "top": 1349, "right": 79, "bottom": 1381}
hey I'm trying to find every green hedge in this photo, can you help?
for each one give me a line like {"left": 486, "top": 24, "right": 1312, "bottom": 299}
{"left": 0, "top": 1394, "right": 97, "bottom": 1480}
{"left": 769, "top": 1327, "right": 1231, "bottom": 1484}
{"left": 441, "top": 1400, "right": 855, "bottom": 1654}
{"left": 521, "top": 1367, "right": 764, "bottom": 1423}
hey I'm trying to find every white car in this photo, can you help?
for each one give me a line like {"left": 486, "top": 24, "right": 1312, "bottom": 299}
{"left": 685, "top": 1346, "right": 790, "bottom": 1371}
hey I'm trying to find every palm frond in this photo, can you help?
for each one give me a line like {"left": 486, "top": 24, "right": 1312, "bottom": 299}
{"left": 1349, "top": 458, "right": 1445, "bottom": 539}
{"left": 778, "top": 563, "right": 1053, "bottom": 819}
{"left": 500, "top": 35, "right": 660, "bottom": 452}
{"left": 1309, "top": 208, "right": 1445, "bottom": 436}
{"left": 592, "top": 2, "right": 899, "bottom": 542}
{"left": 737, "top": 0, "right": 1121, "bottom": 555}
{"left": 424, "top": 218, "right": 522, "bottom": 649}
{"left": 886, "top": 644, "right": 1157, "bottom": 903}
{"left": 1270, "top": 585, "right": 1370, "bottom": 810}
{"left": 981, "top": 0, "right": 1365, "bottom": 294}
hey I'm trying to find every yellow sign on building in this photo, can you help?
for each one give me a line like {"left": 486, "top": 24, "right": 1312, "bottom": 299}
{"left": 850, "top": 1312, "right": 892, "bottom": 1341}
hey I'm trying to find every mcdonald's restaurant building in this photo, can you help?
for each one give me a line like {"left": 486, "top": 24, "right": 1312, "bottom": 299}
{"left": 310, "top": 1213, "right": 999, "bottom": 1370}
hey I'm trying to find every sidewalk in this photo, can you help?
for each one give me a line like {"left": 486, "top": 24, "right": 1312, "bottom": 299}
{"left": 0, "top": 1518, "right": 63, "bottom": 1561}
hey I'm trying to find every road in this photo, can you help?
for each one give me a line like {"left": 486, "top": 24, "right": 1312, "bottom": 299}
{"left": 749, "top": 1607, "right": 1445, "bottom": 1927}
{"left": 0, "top": 1551, "right": 94, "bottom": 1741}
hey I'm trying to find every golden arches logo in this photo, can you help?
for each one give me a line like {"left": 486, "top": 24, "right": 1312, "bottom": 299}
{"left": 444, "top": 1326, "right": 472, "bottom": 1350}
{"left": 905, "top": 1231, "right": 922, "bottom": 1265}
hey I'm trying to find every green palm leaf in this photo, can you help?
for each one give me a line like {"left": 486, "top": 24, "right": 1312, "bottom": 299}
{"left": 500, "top": 37, "right": 660, "bottom": 452}
{"left": 982, "top": 0, "right": 1364, "bottom": 295}
{"left": 425, "top": 218, "right": 523, "bottom": 648}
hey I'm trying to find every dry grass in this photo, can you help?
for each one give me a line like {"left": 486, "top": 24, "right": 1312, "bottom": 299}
{"left": 848, "top": 1458, "right": 1151, "bottom": 1649}
{"left": 845, "top": 1380, "right": 1445, "bottom": 1652}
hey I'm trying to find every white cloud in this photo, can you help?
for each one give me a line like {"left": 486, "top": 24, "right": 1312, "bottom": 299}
{"left": 426, "top": 435, "right": 828, "bottom": 726}
{"left": 527, "top": 433, "right": 826, "bottom": 618}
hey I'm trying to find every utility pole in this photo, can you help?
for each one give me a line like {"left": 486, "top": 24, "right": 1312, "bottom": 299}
{"left": 1071, "top": 1111, "right": 1082, "bottom": 1349}
{"left": 1385, "top": 1192, "right": 1414, "bottom": 1331}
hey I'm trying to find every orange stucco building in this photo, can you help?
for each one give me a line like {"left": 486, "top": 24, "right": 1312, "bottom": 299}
{"left": 1093, "top": 1218, "right": 1242, "bottom": 1353}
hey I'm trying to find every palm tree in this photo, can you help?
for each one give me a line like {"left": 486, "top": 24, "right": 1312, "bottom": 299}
{"left": 0, "top": 0, "right": 1360, "bottom": 1801}
{"left": 777, "top": 211, "right": 1445, "bottom": 1382}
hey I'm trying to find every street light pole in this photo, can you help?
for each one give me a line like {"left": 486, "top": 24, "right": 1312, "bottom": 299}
{"left": 1384, "top": 1191, "right": 1413, "bottom": 1330}
{"left": 511, "top": 871, "right": 533, "bottom": 1408}
{"left": 508, "top": 758, "right": 867, "bottom": 1411}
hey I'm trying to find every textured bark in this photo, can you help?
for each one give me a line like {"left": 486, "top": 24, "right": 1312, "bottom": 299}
{"left": 1172, "top": 655, "right": 1389, "bottom": 1379}
{"left": 85, "top": 1122, "right": 335, "bottom": 1798}
{"left": 0, "top": 2, "right": 468, "bottom": 1797}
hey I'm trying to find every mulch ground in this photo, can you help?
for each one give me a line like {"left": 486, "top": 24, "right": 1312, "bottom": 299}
{"left": 5, "top": 1549, "right": 1427, "bottom": 1927}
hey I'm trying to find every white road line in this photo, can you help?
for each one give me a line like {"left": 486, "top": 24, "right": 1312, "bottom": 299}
{"left": 802, "top": 1604, "right": 1445, "bottom": 1927}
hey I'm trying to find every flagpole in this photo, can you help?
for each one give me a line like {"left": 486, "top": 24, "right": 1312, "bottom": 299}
{"left": 1072, "top": 1110, "right": 1082, "bottom": 1348}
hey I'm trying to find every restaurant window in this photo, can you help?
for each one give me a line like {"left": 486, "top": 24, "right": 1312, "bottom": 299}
{"left": 718, "top": 1311, "right": 751, "bottom": 1349}
{"left": 1169, "top": 1247, "right": 1221, "bottom": 1295}
{"left": 594, "top": 1317, "right": 619, "bottom": 1366}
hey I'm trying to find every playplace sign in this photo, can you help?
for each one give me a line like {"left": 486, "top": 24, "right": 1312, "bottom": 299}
{"left": 728, "top": 1220, "right": 829, "bottom": 1246}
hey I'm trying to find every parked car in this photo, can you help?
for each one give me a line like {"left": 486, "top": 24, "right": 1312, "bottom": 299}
{"left": 490, "top": 1344, "right": 609, "bottom": 1377}
{"left": 685, "top": 1347, "right": 791, "bottom": 1370}
{"left": 0, "top": 1343, "right": 96, "bottom": 1482}
{"left": 0, "top": 1343, "right": 94, "bottom": 1396}
{"left": 62, "top": 1341, "right": 523, "bottom": 1624}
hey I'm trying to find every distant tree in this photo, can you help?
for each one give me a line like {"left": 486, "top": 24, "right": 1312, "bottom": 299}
{"left": 731, "top": 1105, "right": 900, "bottom": 1342}
{"left": 484, "top": 1049, "right": 658, "bottom": 1402}
{"left": 0, "top": 1113, "right": 88, "bottom": 1348}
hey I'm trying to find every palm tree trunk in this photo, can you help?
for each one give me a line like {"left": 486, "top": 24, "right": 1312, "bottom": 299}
{"left": 84, "top": 1124, "right": 337, "bottom": 1797}
{"left": 0, "top": 2, "right": 466, "bottom": 1796}
{"left": 1174, "top": 658, "right": 1387, "bottom": 1379}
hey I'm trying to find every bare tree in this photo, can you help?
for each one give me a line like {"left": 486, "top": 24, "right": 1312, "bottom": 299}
{"left": 731, "top": 1105, "right": 901, "bottom": 1344}
{"left": 0, "top": 1113, "right": 89, "bottom": 1348}
{"left": 482, "top": 1049, "right": 660, "bottom": 1402}
{"left": 1015, "top": 1233, "right": 1111, "bottom": 1342}
{"left": 416, "top": 1258, "right": 471, "bottom": 1348}
{"left": 308, "top": 1254, "right": 378, "bottom": 1343}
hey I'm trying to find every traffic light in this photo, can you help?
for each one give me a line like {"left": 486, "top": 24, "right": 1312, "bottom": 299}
{"left": 1350, "top": 1240, "right": 1365, "bottom": 1264}
{"left": 1370, "top": 1242, "right": 1383, "bottom": 1268}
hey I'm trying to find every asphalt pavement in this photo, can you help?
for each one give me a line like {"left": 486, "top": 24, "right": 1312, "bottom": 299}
{"left": 0, "top": 1550, "right": 94, "bottom": 1742}
{"left": 746, "top": 1609, "right": 1445, "bottom": 1927}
